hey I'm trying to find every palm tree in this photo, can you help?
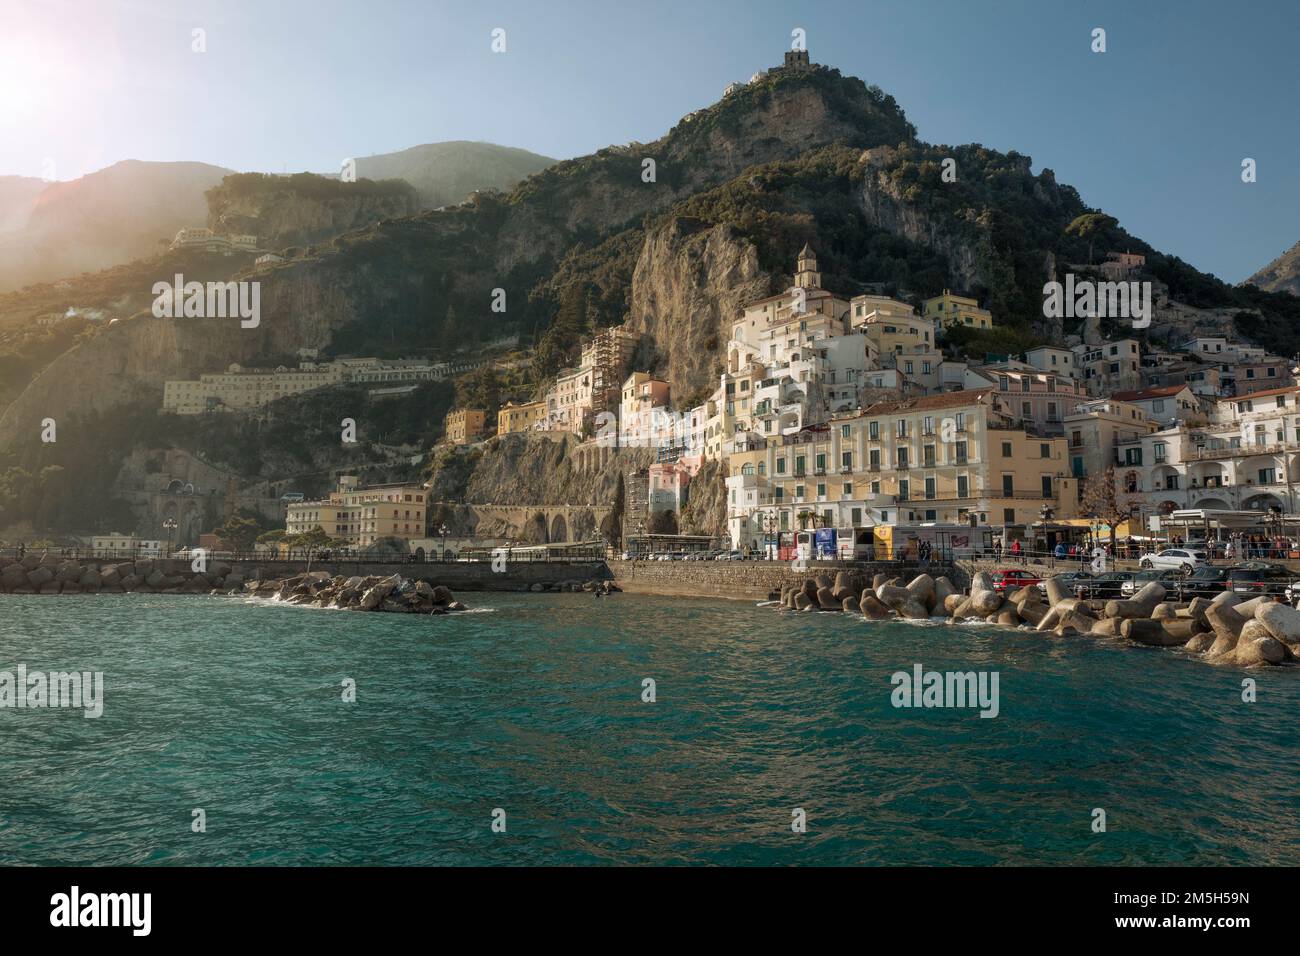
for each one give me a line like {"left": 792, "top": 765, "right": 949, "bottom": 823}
{"left": 796, "top": 510, "right": 816, "bottom": 530}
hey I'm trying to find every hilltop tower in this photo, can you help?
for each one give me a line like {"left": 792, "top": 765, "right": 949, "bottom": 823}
{"left": 794, "top": 243, "right": 821, "bottom": 290}
{"left": 783, "top": 49, "right": 811, "bottom": 72}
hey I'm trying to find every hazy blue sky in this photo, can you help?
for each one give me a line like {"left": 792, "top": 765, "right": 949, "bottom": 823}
{"left": 2, "top": 0, "right": 1296, "bottom": 283}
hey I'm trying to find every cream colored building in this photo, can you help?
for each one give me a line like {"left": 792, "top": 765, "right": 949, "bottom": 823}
{"left": 163, "top": 357, "right": 450, "bottom": 414}
{"left": 445, "top": 408, "right": 487, "bottom": 445}
{"left": 497, "top": 400, "right": 547, "bottom": 436}
{"left": 163, "top": 362, "right": 346, "bottom": 414}
{"left": 724, "top": 389, "right": 1076, "bottom": 549}
{"left": 285, "top": 475, "right": 427, "bottom": 548}
{"left": 923, "top": 290, "right": 994, "bottom": 330}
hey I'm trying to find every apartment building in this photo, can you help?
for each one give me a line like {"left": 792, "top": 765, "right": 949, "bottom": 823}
{"left": 1076, "top": 338, "right": 1142, "bottom": 396}
{"left": 969, "top": 368, "right": 1089, "bottom": 437}
{"left": 444, "top": 408, "right": 487, "bottom": 445}
{"left": 497, "top": 400, "right": 546, "bottom": 436}
{"left": 724, "top": 389, "right": 1075, "bottom": 550}
{"left": 922, "top": 290, "right": 994, "bottom": 330}
{"left": 1064, "top": 398, "right": 1158, "bottom": 480}
{"left": 285, "top": 476, "right": 427, "bottom": 548}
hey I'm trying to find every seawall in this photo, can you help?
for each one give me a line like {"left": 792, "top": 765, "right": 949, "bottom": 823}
{"left": 608, "top": 559, "right": 957, "bottom": 602}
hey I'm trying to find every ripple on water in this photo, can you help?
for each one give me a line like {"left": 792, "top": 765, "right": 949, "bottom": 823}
{"left": 0, "top": 591, "right": 1296, "bottom": 865}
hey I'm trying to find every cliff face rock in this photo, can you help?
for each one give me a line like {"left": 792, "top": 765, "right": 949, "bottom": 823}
{"left": 629, "top": 217, "right": 768, "bottom": 400}
{"left": 855, "top": 150, "right": 981, "bottom": 296}
{"left": 1245, "top": 240, "right": 1300, "bottom": 296}
{"left": 207, "top": 183, "right": 420, "bottom": 250}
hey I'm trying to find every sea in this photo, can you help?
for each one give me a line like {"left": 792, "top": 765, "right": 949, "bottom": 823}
{"left": 1, "top": 591, "right": 1296, "bottom": 865}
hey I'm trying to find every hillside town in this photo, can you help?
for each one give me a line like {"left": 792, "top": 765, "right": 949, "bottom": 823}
{"left": 419, "top": 245, "right": 1300, "bottom": 558}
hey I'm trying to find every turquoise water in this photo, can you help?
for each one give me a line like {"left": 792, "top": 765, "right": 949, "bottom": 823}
{"left": 0, "top": 591, "right": 1296, "bottom": 866}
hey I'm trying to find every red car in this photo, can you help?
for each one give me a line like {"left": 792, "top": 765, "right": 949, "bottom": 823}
{"left": 990, "top": 569, "right": 1042, "bottom": 593}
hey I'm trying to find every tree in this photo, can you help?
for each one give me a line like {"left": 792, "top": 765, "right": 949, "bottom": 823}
{"left": 215, "top": 514, "right": 261, "bottom": 551}
{"left": 1080, "top": 465, "right": 1129, "bottom": 552}
{"left": 1065, "top": 213, "right": 1120, "bottom": 265}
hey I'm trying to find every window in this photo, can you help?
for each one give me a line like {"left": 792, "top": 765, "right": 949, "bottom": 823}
{"left": 841, "top": 424, "right": 851, "bottom": 438}
{"left": 1040, "top": 443, "right": 1050, "bottom": 458}
{"left": 1001, "top": 441, "right": 1012, "bottom": 457}
{"left": 923, "top": 416, "right": 934, "bottom": 436}
{"left": 955, "top": 441, "right": 968, "bottom": 464}
{"left": 896, "top": 447, "right": 909, "bottom": 468}
{"left": 957, "top": 475, "right": 969, "bottom": 498}
{"left": 841, "top": 451, "right": 852, "bottom": 469}
{"left": 1002, "top": 474, "right": 1014, "bottom": 496}
{"left": 1041, "top": 475, "right": 1053, "bottom": 497}
{"left": 899, "top": 480, "right": 910, "bottom": 500}
{"left": 924, "top": 477, "right": 936, "bottom": 500}
{"left": 869, "top": 421, "right": 880, "bottom": 440}
{"left": 1154, "top": 442, "right": 1166, "bottom": 462}
{"left": 896, "top": 420, "right": 908, "bottom": 438}
{"left": 1003, "top": 509, "right": 1015, "bottom": 523}
{"left": 816, "top": 483, "right": 826, "bottom": 498}
{"left": 776, "top": 459, "right": 786, "bottom": 474}
{"left": 923, "top": 444, "right": 936, "bottom": 467}
{"left": 851, "top": 507, "right": 862, "bottom": 525}
{"left": 869, "top": 449, "right": 881, "bottom": 470}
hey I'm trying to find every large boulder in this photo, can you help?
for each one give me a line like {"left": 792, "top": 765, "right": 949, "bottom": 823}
{"left": 1, "top": 564, "right": 27, "bottom": 592}
{"left": 816, "top": 586, "right": 841, "bottom": 610}
{"left": 55, "top": 562, "right": 84, "bottom": 583}
{"left": 1235, "top": 633, "right": 1287, "bottom": 666}
{"left": 1254, "top": 602, "right": 1300, "bottom": 644}
{"left": 1184, "top": 631, "right": 1217, "bottom": 654}
{"left": 933, "top": 576, "right": 957, "bottom": 609}
{"left": 1204, "top": 603, "right": 1248, "bottom": 658}
{"left": 859, "top": 594, "right": 891, "bottom": 620}
{"left": 1104, "top": 581, "right": 1167, "bottom": 619}
{"left": 26, "top": 566, "right": 54, "bottom": 589}
{"left": 906, "top": 574, "right": 937, "bottom": 613}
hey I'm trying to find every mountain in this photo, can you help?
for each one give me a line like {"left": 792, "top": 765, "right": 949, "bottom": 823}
{"left": 7, "top": 57, "right": 1300, "bottom": 536}
{"left": 0, "top": 160, "right": 231, "bottom": 293}
{"left": 350, "top": 141, "right": 556, "bottom": 209}
{"left": 0, "top": 176, "right": 47, "bottom": 233}
{"left": 1245, "top": 241, "right": 1300, "bottom": 296}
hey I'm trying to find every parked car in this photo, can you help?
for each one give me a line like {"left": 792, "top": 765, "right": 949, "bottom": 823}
{"left": 1120, "top": 569, "right": 1186, "bottom": 597}
{"left": 1138, "top": 548, "right": 1206, "bottom": 571}
{"left": 1222, "top": 562, "right": 1294, "bottom": 597}
{"left": 990, "top": 569, "right": 1042, "bottom": 593}
{"left": 1179, "top": 565, "right": 1234, "bottom": 599}
{"left": 1078, "top": 571, "right": 1137, "bottom": 600}
{"left": 1036, "top": 570, "right": 1094, "bottom": 597}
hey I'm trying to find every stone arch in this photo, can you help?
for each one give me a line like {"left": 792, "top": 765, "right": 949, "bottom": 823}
{"left": 571, "top": 509, "right": 596, "bottom": 542}
{"left": 523, "top": 512, "right": 549, "bottom": 545}
{"left": 550, "top": 513, "right": 569, "bottom": 544}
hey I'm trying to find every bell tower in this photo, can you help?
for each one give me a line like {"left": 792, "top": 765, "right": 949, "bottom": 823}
{"left": 794, "top": 243, "right": 821, "bottom": 290}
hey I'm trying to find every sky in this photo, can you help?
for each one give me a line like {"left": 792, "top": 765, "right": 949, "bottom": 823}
{"left": 1, "top": 0, "right": 1296, "bottom": 283}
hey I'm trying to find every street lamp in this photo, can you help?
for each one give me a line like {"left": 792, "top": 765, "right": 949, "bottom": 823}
{"left": 163, "top": 517, "right": 178, "bottom": 557}
{"left": 439, "top": 523, "right": 449, "bottom": 560}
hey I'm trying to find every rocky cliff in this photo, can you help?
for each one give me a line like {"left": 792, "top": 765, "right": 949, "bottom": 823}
{"left": 1245, "top": 240, "right": 1300, "bottom": 297}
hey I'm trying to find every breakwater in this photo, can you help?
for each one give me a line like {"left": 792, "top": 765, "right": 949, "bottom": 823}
{"left": 0, "top": 552, "right": 609, "bottom": 594}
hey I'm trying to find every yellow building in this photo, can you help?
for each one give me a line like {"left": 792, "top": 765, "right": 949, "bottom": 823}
{"left": 497, "top": 400, "right": 546, "bottom": 436}
{"left": 285, "top": 475, "right": 427, "bottom": 548}
{"left": 445, "top": 408, "right": 487, "bottom": 445}
{"left": 923, "top": 290, "right": 994, "bottom": 331}
{"left": 725, "top": 389, "right": 1077, "bottom": 546}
